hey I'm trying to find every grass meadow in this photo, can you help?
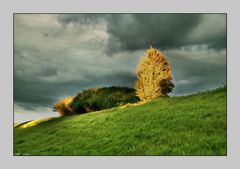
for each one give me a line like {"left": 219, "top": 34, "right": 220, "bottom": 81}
{"left": 14, "top": 87, "right": 226, "bottom": 156}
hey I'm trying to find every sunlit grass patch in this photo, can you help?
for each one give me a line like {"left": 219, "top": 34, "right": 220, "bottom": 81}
{"left": 16, "top": 117, "right": 58, "bottom": 129}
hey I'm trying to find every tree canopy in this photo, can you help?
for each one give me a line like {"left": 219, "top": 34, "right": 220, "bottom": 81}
{"left": 135, "top": 47, "right": 174, "bottom": 100}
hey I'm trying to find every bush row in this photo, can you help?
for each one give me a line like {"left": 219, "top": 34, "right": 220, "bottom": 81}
{"left": 53, "top": 86, "right": 140, "bottom": 116}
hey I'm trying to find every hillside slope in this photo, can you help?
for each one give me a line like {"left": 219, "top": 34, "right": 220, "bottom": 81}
{"left": 14, "top": 88, "right": 226, "bottom": 156}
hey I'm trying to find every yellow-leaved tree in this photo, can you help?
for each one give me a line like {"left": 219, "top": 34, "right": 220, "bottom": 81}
{"left": 135, "top": 46, "right": 174, "bottom": 100}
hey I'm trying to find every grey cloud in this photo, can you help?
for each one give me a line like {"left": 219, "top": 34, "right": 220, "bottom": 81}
{"left": 106, "top": 14, "right": 200, "bottom": 52}
{"left": 173, "top": 73, "right": 226, "bottom": 96}
{"left": 105, "top": 14, "right": 226, "bottom": 55}
{"left": 56, "top": 14, "right": 226, "bottom": 54}
{"left": 186, "top": 14, "right": 226, "bottom": 50}
{"left": 165, "top": 48, "right": 226, "bottom": 95}
{"left": 57, "top": 14, "right": 106, "bottom": 25}
{"left": 95, "top": 72, "right": 137, "bottom": 88}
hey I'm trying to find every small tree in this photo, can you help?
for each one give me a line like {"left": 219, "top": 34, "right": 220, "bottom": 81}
{"left": 135, "top": 46, "right": 174, "bottom": 100}
{"left": 53, "top": 96, "right": 74, "bottom": 116}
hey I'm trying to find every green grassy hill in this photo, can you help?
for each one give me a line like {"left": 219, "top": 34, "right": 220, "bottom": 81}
{"left": 14, "top": 87, "right": 226, "bottom": 156}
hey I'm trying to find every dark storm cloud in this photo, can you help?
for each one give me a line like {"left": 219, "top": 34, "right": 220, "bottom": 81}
{"left": 105, "top": 14, "right": 201, "bottom": 54}
{"left": 104, "top": 14, "right": 226, "bottom": 54}
{"left": 14, "top": 76, "right": 76, "bottom": 109}
{"left": 56, "top": 14, "right": 226, "bottom": 54}
{"left": 14, "top": 77, "right": 82, "bottom": 110}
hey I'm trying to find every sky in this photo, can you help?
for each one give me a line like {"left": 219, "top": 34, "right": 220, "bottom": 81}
{"left": 14, "top": 14, "right": 227, "bottom": 123}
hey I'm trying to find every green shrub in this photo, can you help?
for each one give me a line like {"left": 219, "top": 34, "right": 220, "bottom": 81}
{"left": 70, "top": 86, "right": 140, "bottom": 114}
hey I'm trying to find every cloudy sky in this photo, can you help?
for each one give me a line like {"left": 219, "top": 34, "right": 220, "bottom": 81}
{"left": 14, "top": 14, "right": 226, "bottom": 123}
